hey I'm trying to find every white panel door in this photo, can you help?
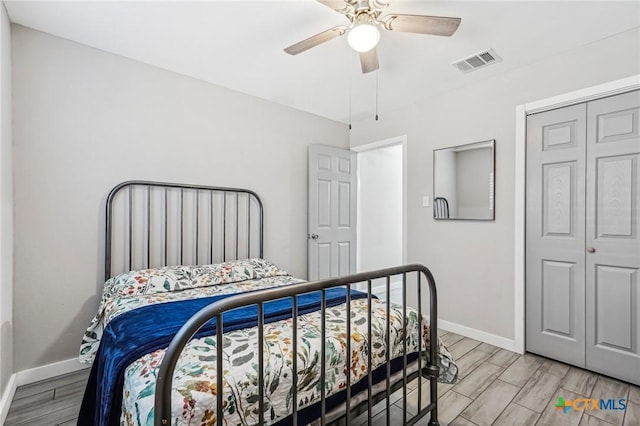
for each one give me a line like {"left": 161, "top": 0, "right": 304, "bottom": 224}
{"left": 585, "top": 91, "right": 640, "bottom": 385}
{"left": 526, "top": 90, "right": 640, "bottom": 385}
{"left": 526, "top": 104, "right": 587, "bottom": 367}
{"left": 308, "top": 145, "right": 357, "bottom": 280}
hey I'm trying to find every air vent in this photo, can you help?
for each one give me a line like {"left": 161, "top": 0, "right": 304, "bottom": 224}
{"left": 452, "top": 48, "right": 502, "bottom": 73}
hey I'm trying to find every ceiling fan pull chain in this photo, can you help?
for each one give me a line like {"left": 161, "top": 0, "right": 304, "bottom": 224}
{"left": 349, "top": 76, "right": 352, "bottom": 130}
{"left": 349, "top": 45, "right": 353, "bottom": 130}
{"left": 375, "top": 69, "right": 379, "bottom": 121}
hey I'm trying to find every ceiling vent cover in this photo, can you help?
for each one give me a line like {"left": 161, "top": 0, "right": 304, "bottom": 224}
{"left": 453, "top": 49, "right": 502, "bottom": 73}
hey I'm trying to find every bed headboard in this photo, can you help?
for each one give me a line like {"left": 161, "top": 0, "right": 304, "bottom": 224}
{"left": 105, "top": 180, "right": 264, "bottom": 280}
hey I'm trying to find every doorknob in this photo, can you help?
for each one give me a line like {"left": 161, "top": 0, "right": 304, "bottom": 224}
{"left": 309, "top": 233, "right": 319, "bottom": 240}
{"left": 587, "top": 247, "right": 596, "bottom": 253}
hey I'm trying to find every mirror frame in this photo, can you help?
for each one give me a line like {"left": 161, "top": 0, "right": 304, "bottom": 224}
{"left": 433, "top": 139, "right": 496, "bottom": 221}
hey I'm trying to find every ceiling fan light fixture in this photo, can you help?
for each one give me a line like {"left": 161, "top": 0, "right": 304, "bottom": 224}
{"left": 347, "top": 23, "right": 380, "bottom": 52}
{"left": 283, "top": 1, "right": 461, "bottom": 74}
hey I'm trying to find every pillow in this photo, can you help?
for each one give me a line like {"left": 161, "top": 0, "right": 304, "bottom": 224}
{"left": 104, "top": 259, "right": 290, "bottom": 298}
{"left": 190, "top": 258, "right": 290, "bottom": 289}
{"left": 105, "top": 266, "right": 192, "bottom": 298}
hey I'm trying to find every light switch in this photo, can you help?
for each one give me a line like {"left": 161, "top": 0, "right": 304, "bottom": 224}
{"left": 422, "top": 195, "right": 430, "bottom": 207}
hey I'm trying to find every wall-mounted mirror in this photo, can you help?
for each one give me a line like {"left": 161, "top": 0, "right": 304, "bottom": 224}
{"left": 433, "top": 139, "right": 495, "bottom": 221}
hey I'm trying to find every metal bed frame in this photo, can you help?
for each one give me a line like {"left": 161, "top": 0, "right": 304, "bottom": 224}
{"left": 105, "top": 181, "right": 440, "bottom": 426}
{"left": 105, "top": 180, "right": 263, "bottom": 280}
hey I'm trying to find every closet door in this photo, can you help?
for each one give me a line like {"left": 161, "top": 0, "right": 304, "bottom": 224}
{"left": 526, "top": 104, "right": 587, "bottom": 366}
{"left": 585, "top": 91, "right": 640, "bottom": 385}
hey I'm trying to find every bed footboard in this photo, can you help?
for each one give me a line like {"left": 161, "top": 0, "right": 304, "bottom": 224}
{"left": 154, "top": 264, "right": 440, "bottom": 426}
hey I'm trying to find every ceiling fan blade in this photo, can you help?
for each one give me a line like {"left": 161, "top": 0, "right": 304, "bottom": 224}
{"left": 284, "top": 26, "right": 348, "bottom": 55}
{"left": 316, "top": 0, "right": 352, "bottom": 14}
{"left": 383, "top": 14, "right": 461, "bottom": 36}
{"left": 360, "top": 47, "right": 379, "bottom": 74}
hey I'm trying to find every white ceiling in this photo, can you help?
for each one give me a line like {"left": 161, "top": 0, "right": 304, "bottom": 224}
{"left": 5, "top": 0, "right": 640, "bottom": 123}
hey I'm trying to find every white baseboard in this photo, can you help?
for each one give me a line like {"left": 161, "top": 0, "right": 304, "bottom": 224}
{"left": 438, "top": 319, "right": 522, "bottom": 354}
{"left": 16, "top": 357, "right": 90, "bottom": 387}
{"left": 0, "top": 373, "right": 17, "bottom": 423}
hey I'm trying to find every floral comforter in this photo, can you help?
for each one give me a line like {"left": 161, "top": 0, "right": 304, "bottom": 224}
{"left": 80, "top": 259, "right": 457, "bottom": 426}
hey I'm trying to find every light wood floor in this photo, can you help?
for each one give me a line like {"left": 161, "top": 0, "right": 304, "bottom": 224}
{"left": 5, "top": 367, "right": 89, "bottom": 425}
{"left": 5, "top": 330, "right": 640, "bottom": 425}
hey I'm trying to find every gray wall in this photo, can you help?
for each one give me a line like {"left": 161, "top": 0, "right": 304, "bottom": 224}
{"left": 12, "top": 26, "right": 348, "bottom": 370}
{"left": 350, "top": 28, "right": 640, "bottom": 341}
{"left": 0, "top": 4, "right": 13, "bottom": 394}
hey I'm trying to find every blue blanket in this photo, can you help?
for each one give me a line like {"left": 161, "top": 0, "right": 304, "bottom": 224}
{"left": 78, "top": 287, "right": 368, "bottom": 426}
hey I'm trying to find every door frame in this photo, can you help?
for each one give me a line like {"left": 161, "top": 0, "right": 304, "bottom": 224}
{"left": 514, "top": 75, "right": 640, "bottom": 353}
{"left": 351, "top": 135, "right": 408, "bottom": 271}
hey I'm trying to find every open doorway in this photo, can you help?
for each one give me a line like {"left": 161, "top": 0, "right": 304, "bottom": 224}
{"left": 353, "top": 136, "right": 406, "bottom": 304}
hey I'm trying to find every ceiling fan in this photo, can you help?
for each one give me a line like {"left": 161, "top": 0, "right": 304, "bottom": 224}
{"left": 284, "top": 0, "right": 462, "bottom": 73}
